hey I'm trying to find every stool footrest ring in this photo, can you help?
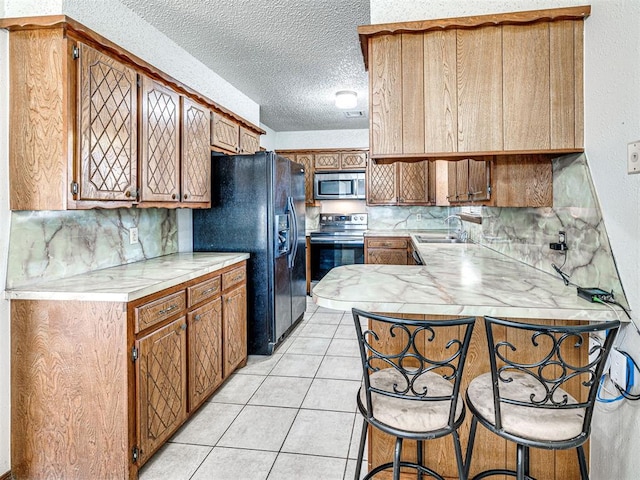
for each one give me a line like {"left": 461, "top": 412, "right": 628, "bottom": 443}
{"left": 364, "top": 461, "right": 446, "bottom": 480}
{"left": 471, "top": 469, "right": 536, "bottom": 480}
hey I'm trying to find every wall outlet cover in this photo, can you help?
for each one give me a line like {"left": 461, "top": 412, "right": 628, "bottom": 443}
{"left": 627, "top": 141, "right": 640, "bottom": 174}
{"left": 129, "top": 227, "right": 139, "bottom": 245}
{"left": 609, "top": 348, "right": 627, "bottom": 387}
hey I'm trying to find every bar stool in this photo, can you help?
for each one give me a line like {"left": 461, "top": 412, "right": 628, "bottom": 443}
{"left": 351, "top": 308, "right": 475, "bottom": 480}
{"left": 465, "top": 316, "right": 620, "bottom": 480}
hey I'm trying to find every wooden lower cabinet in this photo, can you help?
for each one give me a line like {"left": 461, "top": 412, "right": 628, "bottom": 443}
{"left": 10, "top": 261, "right": 247, "bottom": 480}
{"left": 222, "top": 283, "right": 248, "bottom": 376}
{"left": 366, "top": 315, "right": 587, "bottom": 480}
{"left": 365, "top": 237, "right": 412, "bottom": 265}
{"left": 136, "top": 316, "right": 189, "bottom": 465}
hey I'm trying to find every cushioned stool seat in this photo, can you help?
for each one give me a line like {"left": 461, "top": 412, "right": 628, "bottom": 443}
{"left": 361, "top": 369, "right": 465, "bottom": 433}
{"left": 467, "top": 372, "right": 584, "bottom": 443}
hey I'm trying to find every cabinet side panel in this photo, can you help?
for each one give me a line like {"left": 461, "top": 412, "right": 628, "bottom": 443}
{"left": 424, "top": 29, "right": 458, "bottom": 153}
{"left": 9, "top": 29, "right": 67, "bottom": 210}
{"left": 11, "top": 300, "right": 129, "bottom": 479}
{"left": 573, "top": 21, "right": 584, "bottom": 149}
{"left": 503, "top": 24, "right": 550, "bottom": 150}
{"left": 549, "top": 21, "right": 576, "bottom": 149}
{"left": 401, "top": 33, "right": 424, "bottom": 154}
{"left": 370, "top": 35, "right": 403, "bottom": 155}
{"left": 457, "top": 27, "right": 503, "bottom": 152}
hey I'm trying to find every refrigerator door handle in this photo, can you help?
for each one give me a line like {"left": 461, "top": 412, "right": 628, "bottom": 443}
{"left": 287, "top": 196, "right": 298, "bottom": 269}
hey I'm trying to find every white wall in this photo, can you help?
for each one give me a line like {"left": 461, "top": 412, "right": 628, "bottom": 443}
{"left": 274, "top": 128, "right": 369, "bottom": 150}
{"left": 371, "top": 1, "right": 640, "bottom": 479}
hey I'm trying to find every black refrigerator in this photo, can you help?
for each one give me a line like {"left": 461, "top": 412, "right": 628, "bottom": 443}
{"left": 193, "top": 151, "right": 306, "bottom": 355}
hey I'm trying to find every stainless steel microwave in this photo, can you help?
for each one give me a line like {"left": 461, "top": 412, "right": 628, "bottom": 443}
{"left": 314, "top": 172, "right": 365, "bottom": 200}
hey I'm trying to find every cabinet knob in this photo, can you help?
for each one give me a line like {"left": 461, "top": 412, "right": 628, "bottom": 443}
{"left": 184, "top": 193, "right": 188, "bottom": 200}
{"left": 125, "top": 190, "right": 132, "bottom": 198}
{"left": 172, "top": 193, "right": 177, "bottom": 200}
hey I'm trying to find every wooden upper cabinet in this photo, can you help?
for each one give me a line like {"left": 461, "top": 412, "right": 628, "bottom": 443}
{"left": 447, "top": 158, "right": 491, "bottom": 204}
{"left": 140, "top": 76, "right": 181, "bottom": 202}
{"left": 314, "top": 150, "right": 367, "bottom": 171}
{"left": 315, "top": 152, "right": 341, "bottom": 170}
{"left": 359, "top": 6, "right": 588, "bottom": 160}
{"left": 340, "top": 151, "right": 367, "bottom": 170}
{"left": 457, "top": 27, "right": 503, "bottom": 153}
{"left": 294, "top": 153, "right": 315, "bottom": 205}
{"left": 239, "top": 126, "right": 260, "bottom": 154}
{"left": 77, "top": 43, "right": 138, "bottom": 202}
{"left": 181, "top": 97, "right": 211, "bottom": 204}
{"left": 211, "top": 112, "right": 261, "bottom": 155}
{"left": 2, "top": 17, "right": 262, "bottom": 210}
{"left": 367, "top": 160, "right": 435, "bottom": 206}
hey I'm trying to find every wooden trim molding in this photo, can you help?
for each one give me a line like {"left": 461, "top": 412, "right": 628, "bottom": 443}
{"left": 358, "top": 5, "right": 591, "bottom": 70}
{"left": 0, "top": 15, "right": 264, "bottom": 135}
{"left": 0, "top": 470, "right": 12, "bottom": 480}
{"left": 371, "top": 149, "right": 572, "bottom": 165}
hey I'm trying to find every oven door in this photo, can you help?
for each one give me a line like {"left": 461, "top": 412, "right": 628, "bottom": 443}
{"left": 310, "top": 237, "right": 364, "bottom": 281}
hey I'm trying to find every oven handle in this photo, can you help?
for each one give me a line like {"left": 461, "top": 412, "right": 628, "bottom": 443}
{"left": 310, "top": 238, "right": 364, "bottom": 245}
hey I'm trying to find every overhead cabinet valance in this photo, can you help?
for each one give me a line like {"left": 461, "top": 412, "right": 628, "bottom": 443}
{"left": 358, "top": 6, "right": 590, "bottom": 163}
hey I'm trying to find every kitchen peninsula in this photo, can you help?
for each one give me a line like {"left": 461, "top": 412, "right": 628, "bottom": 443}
{"left": 313, "top": 239, "right": 625, "bottom": 480}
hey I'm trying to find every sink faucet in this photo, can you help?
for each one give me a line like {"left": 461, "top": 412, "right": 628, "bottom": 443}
{"left": 443, "top": 215, "right": 468, "bottom": 242}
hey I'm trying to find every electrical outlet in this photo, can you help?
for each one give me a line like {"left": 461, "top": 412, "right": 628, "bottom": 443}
{"left": 628, "top": 141, "right": 640, "bottom": 174}
{"left": 129, "top": 227, "right": 139, "bottom": 245}
{"left": 609, "top": 349, "right": 627, "bottom": 387}
{"left": 416, "top": 213, "right": 422, "bottom": 221}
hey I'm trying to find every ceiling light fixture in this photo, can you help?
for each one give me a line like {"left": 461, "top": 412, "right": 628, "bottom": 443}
{"left": 335, "top": 90, "right": 358, "bottom": 109}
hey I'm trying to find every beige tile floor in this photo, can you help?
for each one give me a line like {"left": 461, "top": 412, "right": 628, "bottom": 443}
{"left": 139, "top": 297, "right": 367, "bottom": 480}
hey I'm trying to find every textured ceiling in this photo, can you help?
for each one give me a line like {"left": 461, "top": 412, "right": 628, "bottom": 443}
{"left": 118, "top": 0, "right": 371, "bottom": 132}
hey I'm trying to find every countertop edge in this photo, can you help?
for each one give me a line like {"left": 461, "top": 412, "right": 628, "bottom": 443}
{"left": 5, "top": 252, "right": 250, "bottom": 302}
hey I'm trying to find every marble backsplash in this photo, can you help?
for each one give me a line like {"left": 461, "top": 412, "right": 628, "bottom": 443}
{"left": 366, "top": 205, "right": 453, "bottom": 230}
{"left": 465, "top": 153, "right": 628, "bottom": 307}
{"left": 6, "top": 208, "right": 177, "bottom": 289}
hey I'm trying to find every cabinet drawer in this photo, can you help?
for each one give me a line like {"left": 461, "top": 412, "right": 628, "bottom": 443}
{"left": 135, "top": 291, "right": 187, "bottom": 333}
{"left": 222, "top": 266, "right": 246, "bottom": 290}
{"left": 188, "top": 276, "right": 221, "bottom": 307}
{"left": 367, "top": 238, "right": 408, "bottom": 249}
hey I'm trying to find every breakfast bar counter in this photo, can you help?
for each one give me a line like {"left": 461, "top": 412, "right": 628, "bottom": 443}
{"left": 313, "top": 240, "right": 624, "bottom": 321}
{"left": 312, "top": 239, "right": 622, "bottom": 480}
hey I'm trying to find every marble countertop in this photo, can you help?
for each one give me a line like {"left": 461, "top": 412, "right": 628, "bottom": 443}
{"left": 5, "top": 252, "right": 250, "bottom": 303}
{"left": 313, "top": 240, "right": 624, "bottom": 322}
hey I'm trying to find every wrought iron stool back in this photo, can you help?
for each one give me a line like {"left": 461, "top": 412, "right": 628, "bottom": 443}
{"left": 352, "top": 308, "right": 475, "bottom": 480}
{"left": 465, "top": 316, "right": 620, "bottom": 480}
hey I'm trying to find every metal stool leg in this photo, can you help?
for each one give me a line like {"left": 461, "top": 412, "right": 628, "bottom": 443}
{"left": 577, "top": 445, "right": 589, "bottom": 480}
{"left": 393, "top": 437, "right": 403, "bottom": 480}
{"left": 354, "top": 418, "right": 367, "bottom": 480}
{"left": 452, "top": 430, "right": 467, "bottom": 480}
{"left": 417, "top": 440, "right": 424, "bottom": 480}
{"left": 516, "top": 444, "right": 526, "bottom": 480}
{"left": 465, "top": 416, "right": 478, "bottom": 478}
{"left": 523, "top": 445, "right": 530, "bottom": 478}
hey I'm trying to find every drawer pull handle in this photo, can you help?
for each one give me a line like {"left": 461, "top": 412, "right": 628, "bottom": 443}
{"left": 230, "top": 274, "right": 244, "bottom": 283}
{"left": 201, "top": 287, "right": 218, "bottom": 295}
{"left": 159, "top": 304, "right": 179, "bottom": 315}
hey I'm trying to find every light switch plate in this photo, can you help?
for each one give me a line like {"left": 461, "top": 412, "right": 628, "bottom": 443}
{"left": 628, "top": 141, "right": 640, "bottom": 174}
